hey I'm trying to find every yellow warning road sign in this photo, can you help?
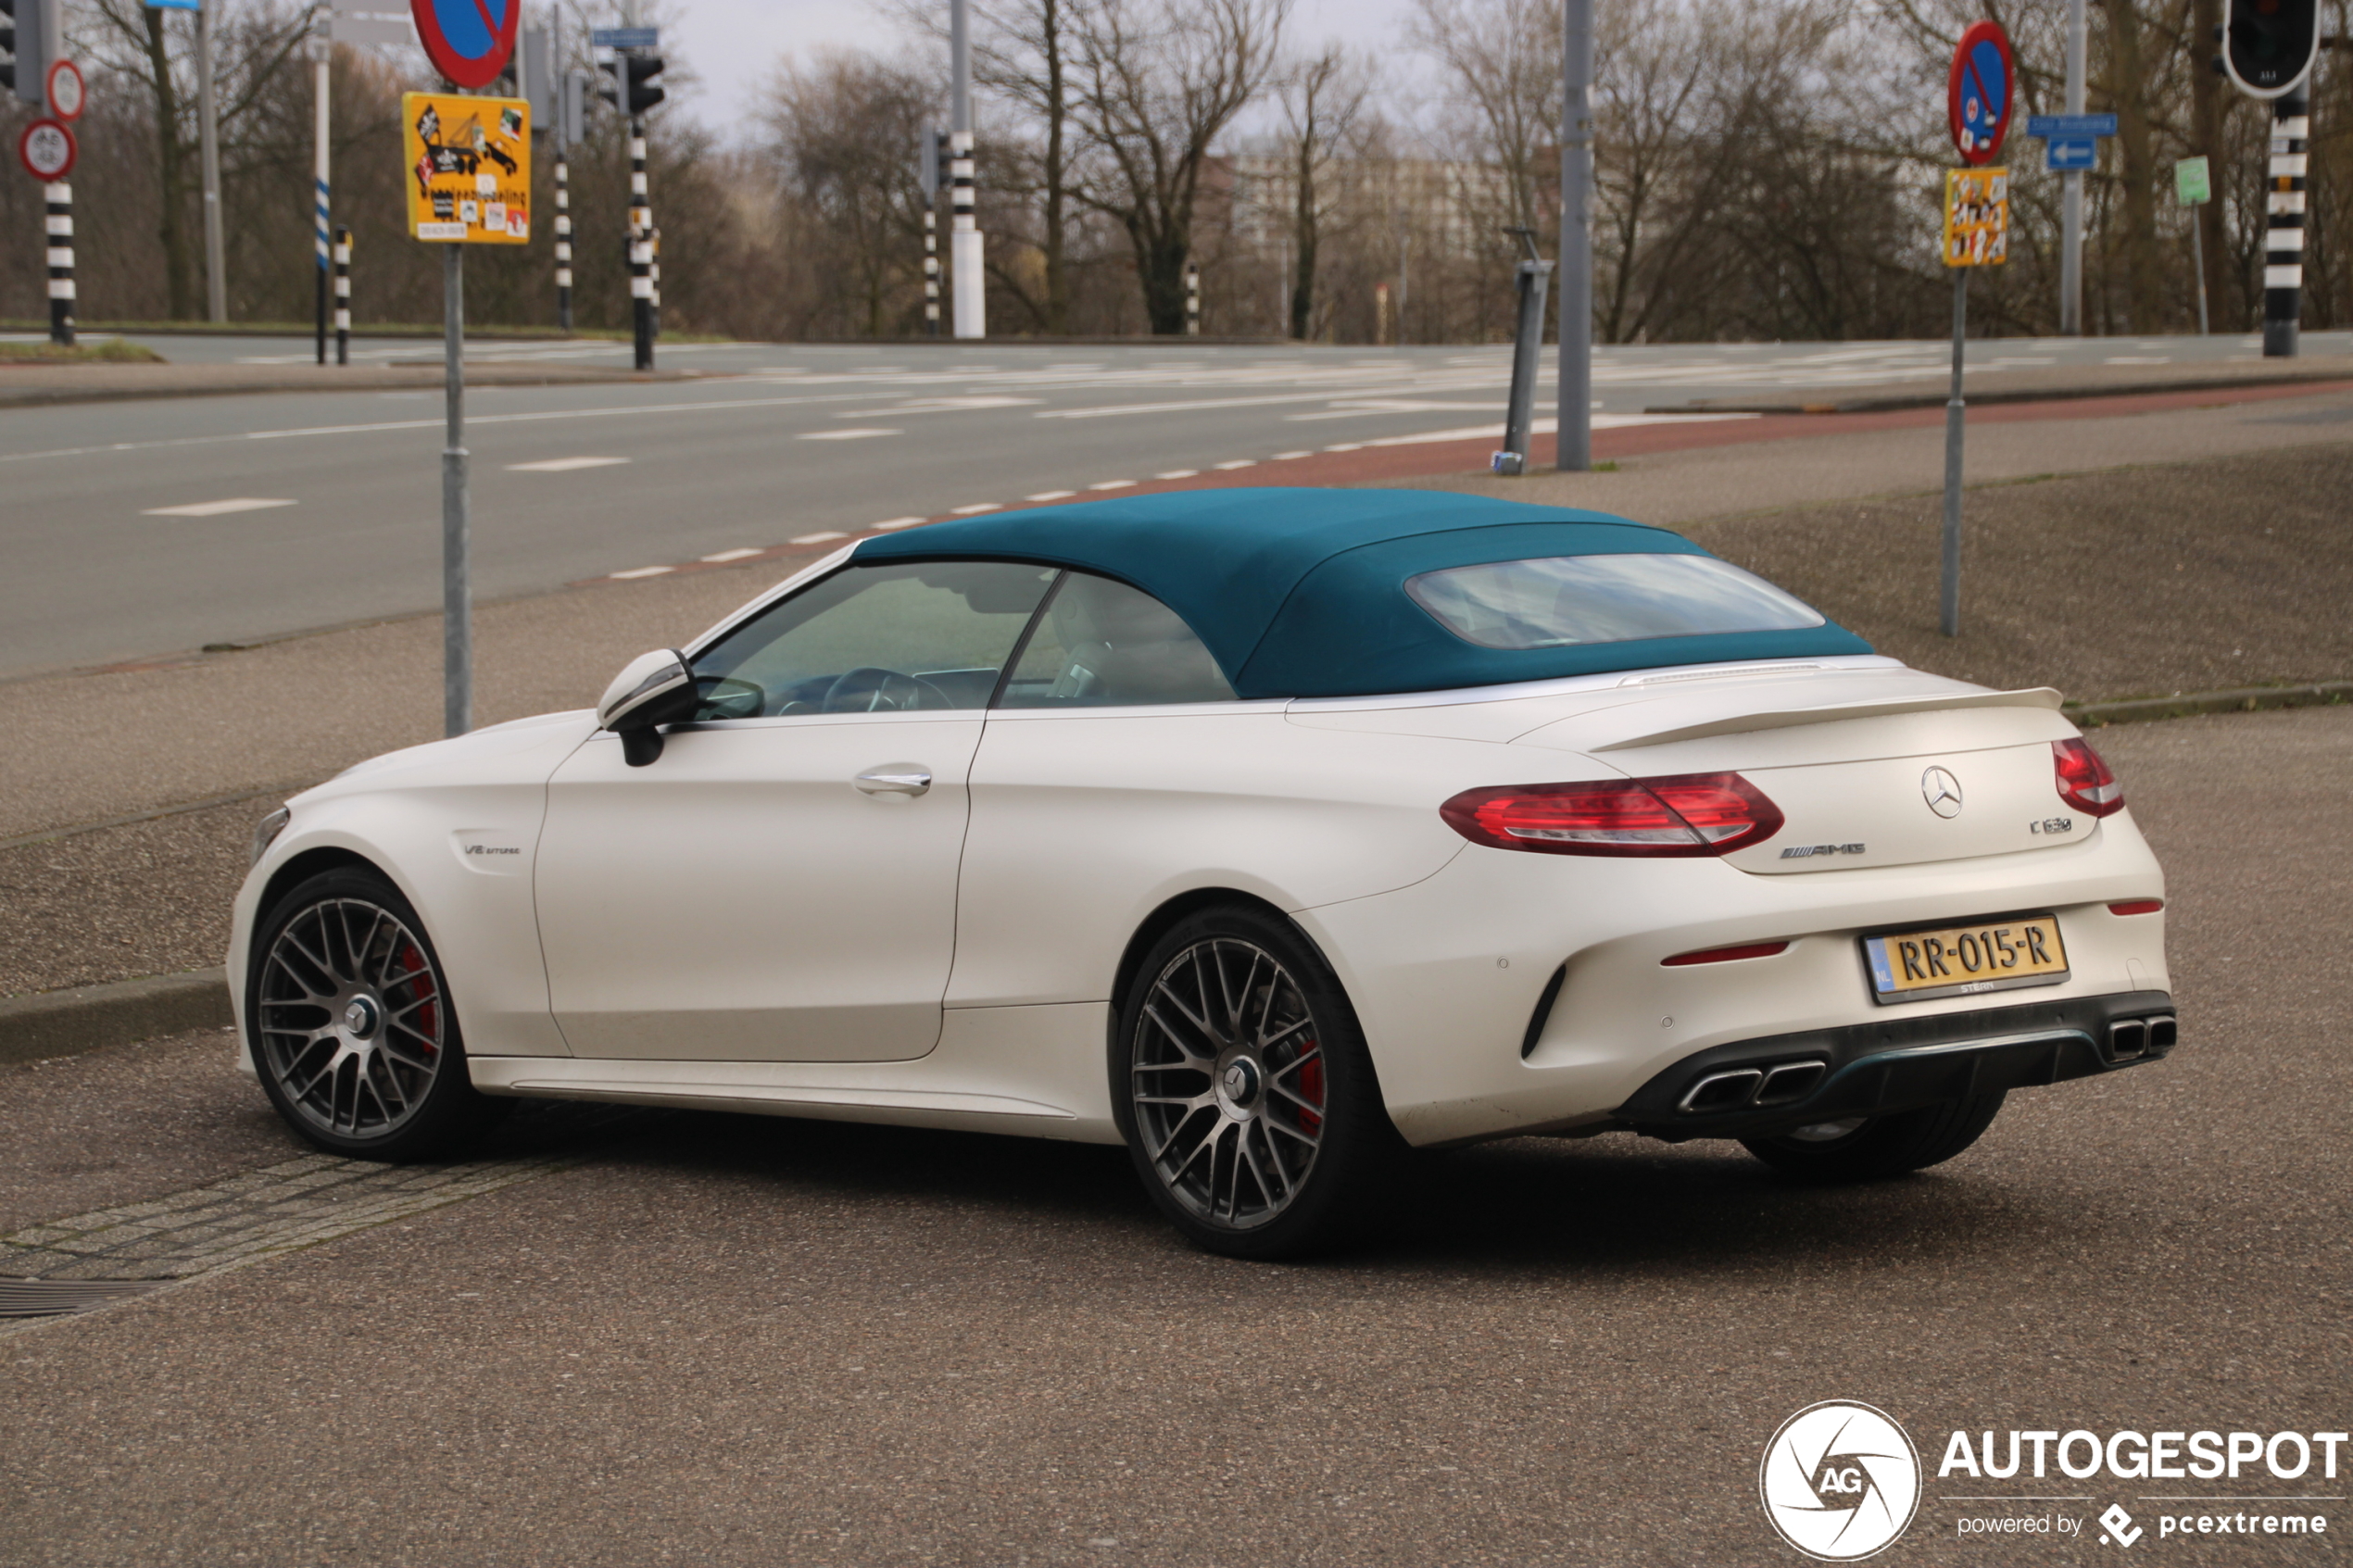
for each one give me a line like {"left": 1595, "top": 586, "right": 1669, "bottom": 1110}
{"left": 1942, "top": 168, "right": 2008, "bottom": 268}
{"left": 402, "top": 92, "right": 531, "bottom": 245}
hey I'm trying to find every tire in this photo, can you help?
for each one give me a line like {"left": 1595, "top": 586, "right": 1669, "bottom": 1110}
{"left": 1112, "top": 905, "right": 1404, "bottom": 1260}
{"left": 246, "top": 867, "right": 510, "bottom": 1161}
{"left": 1741, "top": 1092, "right": 2006, "bottom": 1182}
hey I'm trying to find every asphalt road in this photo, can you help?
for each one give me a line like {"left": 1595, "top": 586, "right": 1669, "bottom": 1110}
{"left": 2, "top": 703, "right": 2346, "bottom": 1566}
{"left": 4, "top": 331, "right": 2348, "bottom": 677}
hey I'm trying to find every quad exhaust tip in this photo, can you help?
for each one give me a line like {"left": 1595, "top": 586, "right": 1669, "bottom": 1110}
{"left": 2108, "top": 1013, "right": 2176, "bottom": 1062}
{"left": 1677, "top": 1059, "right": 1827, "bottom": 1114}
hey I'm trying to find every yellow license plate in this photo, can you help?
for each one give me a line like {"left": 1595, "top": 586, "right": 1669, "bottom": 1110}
{"left": 1861, "top": 915, "right": 2069, "bottom": 1004}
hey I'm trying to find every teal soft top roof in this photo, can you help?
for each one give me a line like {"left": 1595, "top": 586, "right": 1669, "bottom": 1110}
{"left": 852, "top": 487, "right": 1869, "bottom": 699}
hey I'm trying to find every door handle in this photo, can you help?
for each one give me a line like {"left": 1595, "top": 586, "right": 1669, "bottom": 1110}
{"left": 854, "top": 764, "right": 933, "bottom": 797}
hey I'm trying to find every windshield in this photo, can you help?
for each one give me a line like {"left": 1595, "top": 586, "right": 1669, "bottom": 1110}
{"left": 1404, "top": 554, "right": 1826, "bottom": 650}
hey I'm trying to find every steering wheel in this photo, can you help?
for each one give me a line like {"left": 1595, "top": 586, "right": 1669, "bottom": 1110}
{"left": 819, "top": 667, "right": 952, "bottom": 714}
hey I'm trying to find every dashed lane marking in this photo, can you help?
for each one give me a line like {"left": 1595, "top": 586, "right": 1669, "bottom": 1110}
{"left": 1086, "top": 479, "right": 1136, "bottom": 491}
{"left": 1154, "top": 469, "right": 1199, "bottom": 479}
{"left": 1026, "top": 490, "right": 1077, "bottom": 501}
{"left": 1212, "top": 459, "right": 1257, "bottom": 470}
{"left": 798, "top": 428, "right": 902, "bottom": 441}
{"left": 789, "top": 531, "right": 849, "bottom": 545}
{"left": 871, "top": 517, "right": 926, "bottom": 530}
{"left": 700, "top": 548, "right": 763, "bottom": 562}
{"left": 507, "top": 456, "right": 632, "bottom": 472}
{"left": 949, "top": 503, "right": 1002, "bottom": 515}
{"left": 1273, "top": 450, "right": 1315, "bottom": 459}
{"left": 142, "top": 497, "right": 296, "bottom": 518}
{"left": 609, "top": 565, "right": 675, "bottom": 579}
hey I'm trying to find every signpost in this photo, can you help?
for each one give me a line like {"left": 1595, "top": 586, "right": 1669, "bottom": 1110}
{"left": 2027, "top": 112, "right": 2115, "bottom": 173}
{"left": 401, "top": 0, "right": 528, "bottom": 736}
{"left": 1940, "top": 22, "right": 2012, "bottom": 641}
{"left": 17, "top": 119, "right": 72, "bottom": 182}
{"left": 2176, "top": 157, "right": 2212, "bottom": 335}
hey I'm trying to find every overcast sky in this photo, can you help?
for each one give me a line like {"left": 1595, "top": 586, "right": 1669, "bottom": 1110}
{"left": 655, "top": 0, "right": 1429, "bottom": 133}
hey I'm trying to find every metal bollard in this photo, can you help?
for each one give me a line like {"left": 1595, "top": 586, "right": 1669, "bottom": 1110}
{"left": 1492, "top": 229, "right": 1552, "bottom": 477}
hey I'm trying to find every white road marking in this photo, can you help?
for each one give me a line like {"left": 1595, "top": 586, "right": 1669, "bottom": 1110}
{"left": 609, "top": 565, "right": 674, "bottom": 579}
{"left": 872, "top": 518, "right": 927, "bottom": 530}
{"left": 1213, "top": 459, "right": 1257, "bottom": 470}
{"left": 1026, "top": 490, "right": 1076, "bottom": 501}
{"left": 790, "top": 531, "right": 850, "bottom": 545}
{"left": 843, "top": 395, "right": 1040, "bottom": 415}
{"left": 1154, "top": 470, "right": 1199, "bottom": 480}
{"left": 799, "top": 428, "right": 901, "bottom": 441}
{"left": 1272, "top": 450, "right": 1315, "bottom": 459}
{"left": 700, "top": 548, "right": 763, "bottom": 562}
{"left": 507, "top": 456, "right": 632, "bottom": 472}
{"left": 1324, "top": 443, "right": 1365, "bottom": 452}
{"left": 141, "top": 497, "right": 296, "bottom": 517}
{"left": 1086, "top": 479, "right": 1136, "bottom": 491}
{"left": 949, "top": 503, "right": 1001, "bottom": 515}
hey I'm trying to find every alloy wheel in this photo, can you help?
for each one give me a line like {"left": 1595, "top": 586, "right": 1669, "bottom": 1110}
{"left": 257, "top": 897, "right": 447, "bottom": 1142}
{"left": 1131, "top": 937, "right": 1327, "bottom": 1229}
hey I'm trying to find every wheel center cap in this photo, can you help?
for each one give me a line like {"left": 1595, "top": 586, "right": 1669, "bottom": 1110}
{"left": 342, "top": 996, "right": 381, "bottom": 1039}
{"left": 1220, "top": 1058, "right": 1262, "bottom": 1110}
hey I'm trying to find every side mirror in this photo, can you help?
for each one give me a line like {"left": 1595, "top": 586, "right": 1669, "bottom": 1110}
{"left": 597, "top": 648, "right": 697, "bottom": 767}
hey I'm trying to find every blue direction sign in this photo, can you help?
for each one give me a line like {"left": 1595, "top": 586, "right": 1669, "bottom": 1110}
{"left": 2026, "top": 113, "right": 2120, "bottom": 138}
{"left": 413, "top": 0, "right": 520, "bottom": 90}
{"left": 590, "top": 27, "right": 660, "bottom": 49}
{"left": 2045, "top": 137, "right": 2098, "bottom": 170}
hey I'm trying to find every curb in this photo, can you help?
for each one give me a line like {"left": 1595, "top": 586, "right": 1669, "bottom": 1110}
{"left": 0, "top": 969, "right": 232, "bottom": 1068}
{"left": 1645, "top": 368, "right": 2353, "bottom": 417}
{"left": 2066, "top": 681, "right": 2353, "bottom": 727}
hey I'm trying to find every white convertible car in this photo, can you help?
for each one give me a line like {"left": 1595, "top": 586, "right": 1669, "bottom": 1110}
{"left": 233, "top": 489, "right": 2172, "bottom": 1257}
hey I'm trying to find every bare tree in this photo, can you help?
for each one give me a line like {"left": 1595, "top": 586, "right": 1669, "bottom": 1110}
{"left": 1408, "top": 0, "right": 1558, "bottom": 241}
{"left": 1277, "top": 44, "right": 1372, "bottom": 339}
{"left": 1070, "top": 0, "right": 1290, "bottom": 333}
{"left": 969, "top": 0, "right": 1085, "bottom": 331}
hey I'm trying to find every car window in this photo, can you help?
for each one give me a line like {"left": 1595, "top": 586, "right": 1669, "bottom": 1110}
{"left": 997, "top": 571, "right": 1236, "bottom": 709}
{"left": 689, "top": 560, "right": 1058, "bottom": 717}
{"left": 1404, "top": 554, "right": 1826, "bottom": 650}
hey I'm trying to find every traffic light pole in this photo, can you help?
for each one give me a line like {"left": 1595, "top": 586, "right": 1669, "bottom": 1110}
{"left": 629, "top": 116, "right": 653, "bottom": 370}
{"left": 2264, "top": 89, "right": 2306, "bottom": 358}
{"left": 556, "top": 153, "right": 573, "bottom": 332}
{"left": 196, "top": 1, "right": 227, "bottom": 322}
{"left": 949, "top": 0, "right": 984, "bottom": 339}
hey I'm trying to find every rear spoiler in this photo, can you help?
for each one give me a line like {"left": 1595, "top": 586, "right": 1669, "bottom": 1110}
{"left": 1587, "top": 687, "right": 2064, "bottom": 752}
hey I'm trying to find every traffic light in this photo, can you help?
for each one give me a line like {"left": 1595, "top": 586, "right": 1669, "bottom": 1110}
{"left": 621, "top": 54, "right": 663, "bottom": 115}
{"left": 2222, "top": 0, "right": 2319, "bottom": 97}
{"left": 596, "top": 53, "right": 662, "bottom": 116}
{"left": 1, "top": 0, "right": 60, "bottom": 107}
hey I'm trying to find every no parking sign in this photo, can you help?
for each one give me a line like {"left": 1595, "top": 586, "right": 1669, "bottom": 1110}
{"left": 411, "top": 0, "right": 520, "bottom": 90}
{"left": 1948, "top": 21, "right": 2014, "bottom": 166}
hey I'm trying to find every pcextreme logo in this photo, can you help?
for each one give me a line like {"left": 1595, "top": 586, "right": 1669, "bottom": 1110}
{"left": 1760, "top": 1400, "right": 1923, "bottom": 1561}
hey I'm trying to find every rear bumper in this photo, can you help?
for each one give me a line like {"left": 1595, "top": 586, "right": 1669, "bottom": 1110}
{"left": 1614, "top": 989, "right": 2176, "bottom": 1142}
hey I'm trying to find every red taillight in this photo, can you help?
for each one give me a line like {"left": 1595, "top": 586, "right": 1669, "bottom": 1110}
{"left": 2053, "top": 737, "right": 2124, "bottom": 818}
{"left": 1441, "top": 772, "right": 1785, "bottom": 858}
{"left": 2108, "top": 899, "right": 2164, "bottom": 916}
{"left": 1662, "top": 940, "right": 1791, "bottom": 967}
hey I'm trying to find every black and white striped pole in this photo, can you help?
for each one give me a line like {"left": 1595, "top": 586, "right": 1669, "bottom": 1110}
{"left": 2263, "top": 91, "right": 2307, "bottom": 359}
{"left": 45, "top": 181, "right": 73, "bottom": 347}
{"left": 555, "top": 151, "right": 573, "bottom": 332}
{"left": 333, "top": 225, "right": 351, "bottom": 365}
{"left": 1185, "top": 263, "right": 1200, "bottom": 335}
{"left": 919, "top": 127, "right": 943, "bottom": 335}
{"left": 948, "top": 0, "right": 983, "bottom": 338}
{"left": 629, "top": 117, "right": 653, "bottom": 370}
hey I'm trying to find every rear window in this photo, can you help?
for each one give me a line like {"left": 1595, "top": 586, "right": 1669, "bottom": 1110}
{"left": 1404, "top": 554, "right": 1826, "bottom": 650}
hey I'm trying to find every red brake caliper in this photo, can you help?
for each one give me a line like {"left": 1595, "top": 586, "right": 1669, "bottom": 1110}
{"left": 397, "top": 941, "right": 438, "bottom": 1055}
{"left": 1294, "top": 1038, "right": 1324, "bottom": 1134}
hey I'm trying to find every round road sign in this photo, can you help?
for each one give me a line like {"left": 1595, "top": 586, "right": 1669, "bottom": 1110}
{"left": 19, "top": 119, "right": 76, "bottom": 183}
{"left": 1948, "top": 21, "right": 2015, "bottom": 166}
{"left": 45, "top": 58, "right": 87, "bottom": 122}
{"left": 412, "top": 0, "right": 520, "bottom": 91}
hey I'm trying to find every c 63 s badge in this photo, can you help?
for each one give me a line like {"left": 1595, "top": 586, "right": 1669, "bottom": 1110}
{"left": 1760, "top": 1400, "right": 1921, "bottom": 1560}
